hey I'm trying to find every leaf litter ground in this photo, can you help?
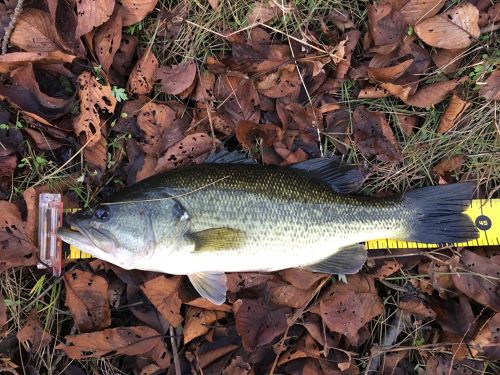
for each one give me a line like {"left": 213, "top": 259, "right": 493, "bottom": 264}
{"left": 0, "top": 0, "right": 499, "bottom": 374}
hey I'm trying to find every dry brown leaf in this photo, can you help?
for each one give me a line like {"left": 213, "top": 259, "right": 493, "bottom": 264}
{"left": 368, "top": 56, "right": 414, "bottom": 82}
{"left": 247, "top": 1, "right": 283, "bottom": 25}
{"left": 63, "top": 269, "right": 111, "bottom": 333}
{"left": 471, "top": 313, "right": 500, "bottom": 361}
{"left": 431, "top": 295, "right": 476, "bottom": 337}
{"left": 192, "top": 70, "right": 216, "bottom": 102}
{"left": 405, "top": 77, "right": 466, "bottom": 107}
{"left": 114, "top": 96, "right": 149, "bottom": 136}
{"left": 479, "top": 69, "right": 500, "bottom": 101}
{"left": 0, "top": 296, "right": 7, "bottom": 337}
{"left": 183, "top": 306, "right": 225, "bottom": 344}
{"left": 396, "top": 113, "right": 418, "bottom": 136}
{"left": 208, "top": 0, "right": 219, "bottom": 11}
{"left": 437, "top": 93, "right": 470, "bottom": 134}
{"left": 357, "top": 85, "right": 391, "bottom": 99}
{"left": 399, "top": 0, "right": 445, "bottom": 26}
{"left": 278, "top": 269, "right": 327, "bottom": 290}
{"left": 414, "top": 3, "right": 480, "bottom": 49}
{"left": 75, "top": 0, "right": 115, "bottom": 38}
{"left": 185, "top": 297, "right": 232, "bottom": 312}
{"left": 94, "top": 7, "right": 123, "bottom": 72}
{"left": 380, "top": 82, "right": 413, "bottom": 102}
{"left": 236, "top": 121, "right": 283, "bottom": 150}
{"left": 431, "top": 48, "right": 466, "bottom": 74}
{"left": 426, "top": 354, "right": 484, "bottom": 375}
{"left": 226, "top": 273, "right": 273, "bottom": 294}
{"left": 10, "top": 8, "right": 72, "bottom": 52}
{"left": 23, "top": 128, "right": 64, "bottom": 151}
{"left": 266, "top": 281, "right": 316, "bottom": 309}
{"left": 56, "top": 326, "right": 166, "bottom": 364}
{"left": 155, "top": 133, "right": 219, "bottom": 173}
{"left": 128, "top": 47, "right": 159, "bottom": 95}
{"left": 73, "top": 71, "right": 117, "bottom": 146}
{"left": 234, "top": 299, "right": 289, "bottom": 351}
{"left": 140, "top": 275, "right": 183, "bottom": 327}
{"left": 0, "top": 201, "right": 37, "bottom": 271}
{"left": 399, "top": 296, "right": 436, "bottom": 320}
{"left": 320, "top": 291, "right": 383, "bottom": 345}
{"left": 222, "top": 356, "right": 251, "bottom": 375}
{"left": 255, "top": 64, "right": 300, "bottom": 98}
{"left": 156, "top": 61, "right": 197, "bottom": 95}
{"left": 367, "top": 3, "right": 407, "bottom": 51}
{"left": 352, "top": 106, "right": 402, "bottom": 164}
{"left": 136, "top": 102, "right": 177, "bottom": 155}
{"left": 16, "top": 309, "right": 52, "bottom": 352}
{"left": 0, "top": 51, "right": 76, "bottom": 73}
{"left": 121, "top": 0, "right": 159, "bottom": 26}
{"left": 452, "top": 250, "right": 500, "bottom": 311}
{"left": 83, "top": 135, "right": 107, "bottom": 177}
{"left": 111, "top": 35, "right": 138, "bottom": 80}
{"left": 197, "top": 344, "right": 239, "bottom": 369}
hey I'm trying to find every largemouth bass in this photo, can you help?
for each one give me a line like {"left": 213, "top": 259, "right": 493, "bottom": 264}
{"left": 58, "top": 152, "right": 479, "bottom": 304}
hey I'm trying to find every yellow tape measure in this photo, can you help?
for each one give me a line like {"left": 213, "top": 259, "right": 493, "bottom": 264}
{"left": 62, "top": 199, "right": 499, "bottom": 259}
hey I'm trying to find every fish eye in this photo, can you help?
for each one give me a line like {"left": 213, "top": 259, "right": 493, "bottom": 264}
{"left": 95, "top": 206, "right": 110, "bottom": 221}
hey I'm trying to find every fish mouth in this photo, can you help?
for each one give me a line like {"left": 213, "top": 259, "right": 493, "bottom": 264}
{"left": 57, "top": 220, "right": 118, "bottom": 255}
{"left": 57, "top": 227, "right": 101, "bottom": 254}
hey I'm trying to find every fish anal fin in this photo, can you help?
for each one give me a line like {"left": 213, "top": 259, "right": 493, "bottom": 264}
{"left": 290, "top": 158, "right": 364, "bottom": 194}
{"left": 303, "top": 244, "right": 367, "bottom": 274}
{"left": 188, "top": 272, "right": 227, "bottom": 305}
{"left": 187, "top": 228, "right": 245, "bottom": 252}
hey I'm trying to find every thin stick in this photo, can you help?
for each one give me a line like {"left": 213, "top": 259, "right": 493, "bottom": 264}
{"left": 2, "top": 0, "right": 24, "bottom": 54}
{"left": 169, "top": 325, "right": 181, "bottom": 375}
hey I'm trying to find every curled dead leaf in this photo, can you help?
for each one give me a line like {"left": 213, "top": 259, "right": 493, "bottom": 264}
{"left": 156, "top": 61, "right": 197, "bottom": 96}
{"left": 75, "top": 0, "right": 115, "bottom": 38}
{"left": 16, "top": 309, "right": 52, "bottom": 352}
{"left": 0, "top": 51, "right": 76, "bottom": 73}
{"left": 183, "top": 306, "right": 225, "bottom": 344}
{"left": 236, "top": 121, "right": 283, "bottom": 150}
{"left": 73, "top": 71, "right": 117, "bottom": 146}
{"left": 63, "top": 269, "right": 111, "bottom": 333}
{"left": 414, "top": 3, "right": 480, "bottom": 49}
{"left": 368, "top": 55, "right": 414, "bottom": 82}
{"left": 121, "top": 0, "right": 159, "bottom": 26}
{"left": 352, "top": 106, "right": 402, "bottom": 164}
{"left": 140, "top": 275, "right": 183, "bottom": 327}
{"left": 128, "top": 47, "right": 159, "bottom": 95}
{"left": 437, "top": 93, "right": 470, "bottom": 134}
{"left": 155, "top": 133, "right": 219, "bottom": 173}
{"left": 94, "top": 7, "right": 123, "bottom": 73}
{"left": 405, "top": 77, "right": 466, "bottom": 107}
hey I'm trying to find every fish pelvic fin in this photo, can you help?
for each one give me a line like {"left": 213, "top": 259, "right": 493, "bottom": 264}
{"left": 303, "top": 244, "right": 367, "bottom": 274}
{"left": 403, "top": 183, "right": 479, "bottom": 244}
{"left": 187, "top": 228, "right": 245, "bottom": 252}
{"left": 188, "top": 272, "right": 227, "bottom": 305}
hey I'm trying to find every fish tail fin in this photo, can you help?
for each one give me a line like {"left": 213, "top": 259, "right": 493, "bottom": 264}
{"left": 402, "top": 183, "right": 479, "bottom": 244}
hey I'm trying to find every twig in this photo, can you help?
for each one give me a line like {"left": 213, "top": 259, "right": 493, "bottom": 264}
{"left": 1, "top": 0, "right": 24, "bottom": 54}
{"left": 169, "top": 325, "right": 181, "bottom": 375}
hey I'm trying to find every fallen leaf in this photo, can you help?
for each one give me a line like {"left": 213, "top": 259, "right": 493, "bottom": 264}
{"left": 140, "top": 275, "right": 183, "bottom": 327}
{"left": 357, "top": 85, "right": 391, "bottom": 99}
{"left": 10, "top": 8, "right": 72, "bottom": 52}
{"left": 121, "top": 0, "right": 159, "bottom": 26}
{"left": 94, "top": 6, "right": 123, "bottom": 72}
{"left": 184, "top": 297, "right": 232, "bottom": 312}
{"left": 155, "top": 61, "right": 197, "bottom": 95}
{"left": 278, "top": 269, "right": 327, "bottom": 290}
{"left": 368, "top": 3, "right": 407, "bottom": 52}
{"left": 452, "top": 250, "right": 500, "bottom": 311}
{"left": 326, "top": 10, "right": 355, "bottom": 31}
{"left": 197, "top": 344, "right": 239, "bottom": 369}
{"left": 320, "top": 291, "right": 383, "bottom": 345}
{"left": 226, "top": 272, "right": 273, "bottom": 294}
{"left": 352, "top": 106, "right": 402, "bottom": 163}
{"left": 56, "top": 326, "right": 166, "bottom": 364}
{"left": 236, "top": 121, "right": 283, "bottom": 150}
{"left": 183, "top": 306, "right": 225, "bottom": 344}
{"left": 414, "top": 3, "right": 480, "bottom": 49}
{"left": 437, "top": 93, "right": 470, "bottom": 134}
{"left": 471, "top": 313, "right": 500, "bottom": 361}
{"left": 399, "top": 0, "right": 445, "bottom": 25}
{"left": 425, "top": 354, "right": 483, "bottom": 375}
{"left": 432, "top": 154, "right": 465, "bottom": 182}
{"left": 23, "top": 128, "right": 64, "bottom": 151}
{"left": 266, "top": 281, "right": 317, "bottom": 309}
{"left": 479, "top": 69, "right": 500, "bottom": 101}
{"left": 255, "top": 64, "right": 300, "bottom": 98}
{"left": 114, "top": 96, "right": 149, "bottom": 137}
{"left": 136, "top": 102, "right": 177, "bottom": 155}
{"left": 247, "top": 1, "right": 283, "bottom": 25}
{"left": 431, "top": 48, "right": 466, "bottom": 74}
{"left": 208, "top": 0, "right": 219, "bottom": 11}
{"left": 192, "top": 70, "right": 216, "bottom": 102}
{"left": 0, "top": 201, "right": 37, "bottom": 270}
{"left": 75, "top": 0, "right": 115, "bottom": 38}
{"left": 399, "top": 296, "right": 436, "bottom": 320}
{"left": 16, "top": 309, "right": 52, "bottom": 352}
{"left": 222, "top": 356, "right": 251, "bottom": 375}
{"left": 73, "top": 71, "right": 117, "bottom": 146}
{"left": 405, "top": 77, "right": 466, "bottom": 107}
{"left": 368, "top": 55, "right": 414, "bottom": 82}
{"left": 63, "top": 269, "right": 111, "bottom": 333}
{"left": 431, "top": 295, "right": 476, "bottom": 338}
{"left": 0, "top": 296, "right": 7, "bottom": 336}
{"left": 128, "top": 47, "right": 159, "bottom": 95}
{"left": 396, "top": 113, "right": 418, "bottom": 136}
{"left": 83, "top": 135, "right": 107, "bottom": 181}
{"left": 111, "top": 35, "right": 138, "bottom": 81}
{"left": 234, "top": 299, "right": 289, "bottom": 351}
{"left": 0, "top": 51, "right": 76, "bottom": 73}
{"left": 155, "top": 133, "right": 219, "bottom": 173}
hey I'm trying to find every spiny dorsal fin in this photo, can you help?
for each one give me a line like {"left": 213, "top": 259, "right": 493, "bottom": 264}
{"left": 188, "top": 272, "right": 227, "bottom": 305}
{"left": 205, "top": 150, "right": 257, "bottom": 164}
{"left": 303, "top": 244, "right": 367, "bottom": 274}
{"left": 187, "top": 228, "right": 245, "bottom": 252}
{"left": 290, "top": 158, "right": 364, "bottom": 194}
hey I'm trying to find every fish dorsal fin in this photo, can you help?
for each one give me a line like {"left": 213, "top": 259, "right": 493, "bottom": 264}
{"left": 187, "top": 228, "right": 245, "bottom": 252}
{"left": 188, "top": 272, "right": 227, "bottom": 305}
{"left": 303, "top": 244, "right": 367, "bottom": 274}
{"left": 205, "top": 150, "right": 257, "bottom": 164}
{"left": 290, "top": 158, "right": 364, "bottom": 194}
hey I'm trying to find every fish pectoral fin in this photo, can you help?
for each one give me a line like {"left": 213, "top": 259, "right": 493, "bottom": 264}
{"left": 290, "top": 158, "right": 364, "bottom": 194}
{"left": 187, "top": 228, "right": 245, "bottom": 252}
{"left": 303, "top": 244, "right": 367, "bottom": 274}
{"left": 188, "top": 272, "right": 227, "bottom": 305}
